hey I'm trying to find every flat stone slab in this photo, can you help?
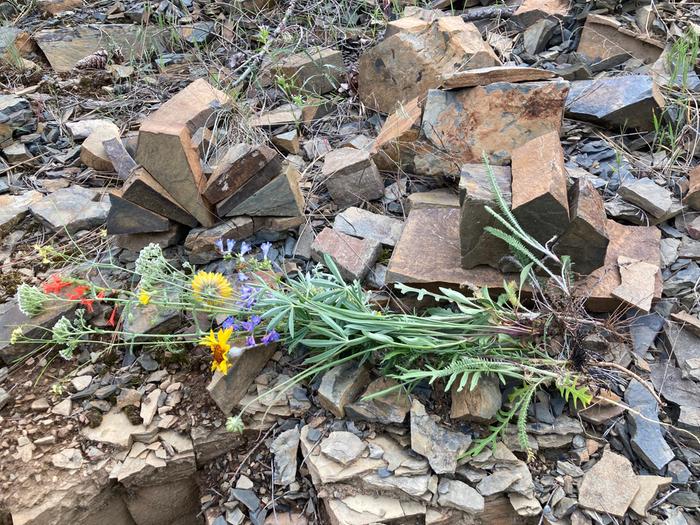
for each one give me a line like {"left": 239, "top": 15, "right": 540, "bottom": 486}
{"left": 442, "top": 66, "right": 556, "bottom": 89}
{"left": 420, "top": 80, "right": 569, "bottom": 168}
{"left": 578, "top": 448, "right": 640, "bottom": 517}
{"left": 333, "top": 207, "right": 404, "bottom": 247}
{"left": 29, "top": 186, "right": 110, "bottom": 234}
{"left": 310, "top": 227, "right": 381, "bottom": 282}
{"left": 122, "top": 167, "right": 197, "bottom": 227}
{"left": 274, "top": 46, "right": 346, "bottom": 95}
{"left": 0, "top": 190, "right": 43, "bottom": 239}
{"left": 576, "top": 14, "right": 663, "bottom": 64}
{"left": 106, "top": 193, "right": 170, "bottom": 235}
{"left": 565, "top": 75, "right": 659, "bottom": 130}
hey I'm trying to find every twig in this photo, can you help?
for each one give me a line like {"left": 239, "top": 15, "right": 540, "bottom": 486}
{"left": 592, "top": 361, "right": 665, "bottom": 407}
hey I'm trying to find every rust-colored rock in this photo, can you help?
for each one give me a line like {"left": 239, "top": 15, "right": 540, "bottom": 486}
{"left": 510, "top": 0, "right": 569, "bottom": 26}
{"left": 685, "top": 165, "right": 700, "bottom": 211}
{"left": 510, "top": 131, "right": 570, "bottom": 245}
{"left": 122, "top": 168, "right": 198, "bottom": 227}
{"left": 576, "top": 14, "right": 663, "bottom": 64}
{"left": 420, "top": 80, "right": 569, "bottom": 168}
{"left": 554, "top": 178, "right": 609, "bottom": 275}
{"left": 136, "top": 79, "right": 230, "bottom": 227}
{"left": 358, "top": 16, "right": 498, "bottom": 114}
{"left": 612, "top": 256, "right": 659, "bottom": 313}
{"left": 322, "top": 148, "right": 384, "bottom": 207}
{"left": 310, "top": 228, "right": 381, "bottom": 282}
{"left": 274, "top": 47, "right": 346, "bottom": 95}
{"left": 442, "top": 66, "right": 556, "bottom": 90}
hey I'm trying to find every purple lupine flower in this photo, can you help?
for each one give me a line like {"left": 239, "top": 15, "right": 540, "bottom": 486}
{"left": 222, "top": 316, "right": 236, "bottom": 329}
{"left": 240, "top": 315, "right": 261, "bottom": 332}
{"left": 237, "top": 272, "right": 249, "bottom": 282}
{"left": 250, "top": 315, "right": 261, "bottom": 327}
{"left": 260, "top": 242, "right": 272, "bottom": 260}
{"left": 262, "top": 330, "right": 280, "bottom": 343}
{"left": 216, "top": 238, "right": 236, "bottom": 257}
{"left": 246, "top": 335, "right": 256, "bottom": 346}
{"left": 240, "top": 241, "right": 251, "bottom": 256}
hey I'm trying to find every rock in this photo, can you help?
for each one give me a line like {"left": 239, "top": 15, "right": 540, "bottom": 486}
{"left": 523, "top": 19, "right": 557, "bottom": 55}
{"left": 476, "top": 468, "right": 522, "bottom": 496}
{"left": 576, "top": 14, "right": 663, "bottom": 64}
{"left": 630, "top": 476, "right": 672, "bottom": 516}
{"left": 451, "top": 375, "right": 501, "bottom": 422}
{"left": 0, "top": 387, "right": 10, "bottom": 410}
{"left": 0, "top": 94, "right": 34, "bottom": 147}
{"left": 140, "top": 388, "right": 161, "bottom": 426}
{"left": 221, "top": 162, "right": 304, "bottom": 218}
{"left": 554, "top": 178, "right": 609, "bottom": 274}
{"left": 685, "top": 165, "right": 700, "bottom": 211}
{"left": 333, "top": 207, "right": 404, "bottom": 247}
{"left": 459, "top": 163, "right": 512, "bottom": 269}
{"left": 272, "top": 130, "right": 300, "bottom": 154}
{"left": 358, "top": 16, "right": 498, "bottom": 114}
{"left": 35, "top": 24, "right": 158, "bottom": 72}
{"left": 441, "top": 66, "right": 555, "bottom": 89}
{"left": 325, "top": 495, "right": 425, "bottom": 525}
{"left": 387, "top": 206, "right": 513, "bottom": 289}
{"left": 202, "top": 144, "right": 277, "bottom": 205}
{"left": 618, "top": 178, "right": 673, "bottom": 218}
{"left": 29, "top": 186, "right": 110, "bottom": 234}
{"left": 0, "top": 190, "right": 43, "bottom": 239}
{"left": 511, "top": 130, "right": 570, "bottom": 245}
{"left": 275, "top": 47, "right": 345, "bottom": 95}
{"left": 51, "top": 448, "right": 83, "bottom": 469}
{"left": 510, "top": 0, "right": 568, "bottom": 26}
{"left": 310, "top": 227, "right": 382, "bottom": 282}
{"left": 249, "top": 104, "right": 302, "bottom": 128}
{"left": 625, "top": 379, "right": 674, "bottom": 471}
{"left": 102, "top": 137, "right": 137, "bottom": 180}
{"left": 317, "top": 361, "right": 370, "bottom": 417}
{"left": 106, "top": 194, "right": 170, "bottom": 235}
{"left": 38, "top": 0, "right": 82, "bottom": 15}
{"left": 121, "top": 167, "right": 198, "bottom": 227}
{"left": 322, "top": 148, "right": 384, "bottom": 207}
{"left": 578, "top": 448, "right": 640, "bottom": 516}
{"left": 407, "top": 189, "right": 460, "bottom": 212}
{"left": 184, "top": 216, "right": 255, "bottom": 264}
{"left": 509, "top": 494, "right": 543, "bottom": 517}
{"left": 3, "top": 142, "right": 29, "bottom": 164}
{"left": 345, "top": 377, "right": 411, "bottom": 425}
{"left": 66, "top": 119, "right": 117, "bottom": 140}
{"left": 420, "top": 80, "right": 569, "bottom": 168}
{"left": 650, "top": 362, "right": 700, "bottom": 409}
{"left": 410, "top": 399, "right": 471, "bottom": 474}
{"left": 52, "top": 398, "right": 72, "bottom": 416}
{"left": 206, "top": 342, "right": 277, "bottom": 415}
{"left": 370, "top": 96, "right": 425, "bottom": 172}
{"left": 80, "top": 122, "right": 121, "bottom": 171}
{"left": 212, "top": 155, "right": 278, "bottom": 214}
{"left": 612, "top": 256, "right": 659, "bottom": 313}
{"left": 30, "top": 397, "right": 49, "bottom": 411}
{"left": 565, "top": 75, "right": 659, "bottom": 130}
{"left": 0, "top": 297, "right": 77, "bottom": 364}
{"left": 437, "top": 478, "right": 485, "bottom": 514}
{"left": 270, "top": 427, "right": 300, "bottom": 486}
{"left": 81, "top": 408, "right": 148, "bottom": 449}
{"left": 136, "top": 79, "right": 229, "bottom": 227}
{"left": 320, "top": 431, "right": 367, "bottom": 465}
{"left": 666, "top": 460, "right": 692, "bottom": 484}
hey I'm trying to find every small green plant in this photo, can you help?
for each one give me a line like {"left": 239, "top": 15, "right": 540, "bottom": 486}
{"left": 254, "top": 25, "right": 271, "bottom": 46}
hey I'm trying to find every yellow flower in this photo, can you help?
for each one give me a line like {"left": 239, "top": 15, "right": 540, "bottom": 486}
{"left": 200, "top": 327, "right": 233, "bottom": 375}
{"left": 139, "top": 290, "right": 151, "bottom": 305}
{"left": 10, "top": 326, "right": 23, "bottom": 344}
{"left": 191, "top": 271, "right": 233, "bottom": 306}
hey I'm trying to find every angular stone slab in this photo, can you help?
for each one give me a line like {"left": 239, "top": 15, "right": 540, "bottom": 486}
{"left": 317, "top": 362, "right": 370, "bottom": 418}
{"left": 578, "top": 448, "right": 639, "bottom": 517}
{"left": 310, "top": 227, "right": 382, "bottom": 282}
{"left": 114, "top": 223, "right": 187, "bottom": 253}
{"left": 686, "top": 165, "right": 700, "bottom": 211}
{"left": 136, "top": 79, "right": 230, "bottom": 227}
{"left": 206, "top": 342, "right": 277, "bottom": 415}
{"left": 216, "top": 156, "right": 283, "bottom": 217}
{"left": 565, "top": 75, "right": 659, "bottom": 130}
{"left": 122, "top": 167, "right": 197, "bottom": 227}
{"left": 612, "top": 256, "right": 659, "bottom": 313}
{"left": 202, "top": 143, "right": 277, "bottom": 205}
{"left": 618, "top": 177, "right": 673, "bottom": 218}
{"left": 581, "top": 220, "right": 661, "bottom": 312}
{"left": 576, "top": 14, "right": 663, "bottom": 64}
{"left": 510, "top": 131, "right": 570, "bottom": 245}
{"left": 274, "top": 46, "right": 346, "bottom": 95}
{"left": 34, "top": 25, "right": 160, "bottom": 73}
{"left": 554, "top": 178, "right": 608, "bottom": 275}
{"left": 223, "top": 163, "right": 304, "bottom": 218}
{"left": 184, "top": 217, "right": 255, "bottom": 265}
{"left": 421, "top": 80, "right": 569, "bottom": 167}
{"left": 333, "top": 206, "right": 404, "bottom": 247}
{"left": 102, "top": 137, "right": 136, "bottom": 180}
{"left": 323, "top": 148, "right": 384, "bottom": 207}
{"left": 29, "top": 186, "right": 110, "bottom": 234}
{"left": 0, "top": 190, "right": 43, "bottom": 239}
{"left": 459, "top": 163, "right": 512, "bottom": 269}
{"left": 442, "top": 66, "right": 556, "bottom": 89}
{"left": 510, "top": 0, "right": 569, "bottom": 26}
{"left": 371, "top": 96, "right": 425, "bottom": 172}
{"left": 105, "top": 193, "right": 170, "bottom": 235}
{"left": 387, "top": 207, "right": 516, "bottom": 289}
{"left": 358, "top": 16, "right": 498, "bottom": 114}
{"left": 80, "top": 122, "right": 121, "bottom": 172}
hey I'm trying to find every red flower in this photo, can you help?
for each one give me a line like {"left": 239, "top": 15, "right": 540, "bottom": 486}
{"left": 107, "top": 307, "right": 118, "bottom": 327}
{"left": 67, "top": 285, "right": 89, "bottom": 300}
{"left": 42, "top": 275, "right": 72, "bottom": 294}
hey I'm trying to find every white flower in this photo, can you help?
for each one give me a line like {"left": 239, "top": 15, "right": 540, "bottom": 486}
{"left": 10, "top": 326, "right": 23, "bottom": 344}
{"left": 17, "top": 284, "right": 47, "bottom": 316}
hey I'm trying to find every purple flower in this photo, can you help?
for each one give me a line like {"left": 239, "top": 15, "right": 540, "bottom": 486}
{"left": 215, "top": 238, "right": 236, "bottom": 256}
{"left": 222, "top": 316, "right": 236, "bottom": 329}
{"left": 237, "top": 272, "right": 249, "bottom": 282}
{"left": 261, "top": 242, "right": 272, "bottom": 260}
{"left": 246, "top": 335, "right": 256, "bottom": 346}
{"left": 240, "top": 315, "right": 261, "bottom": 332}
{"left": 262, "top": 330, "right": 280, "bottom": 343}
{"left": 240, "top": 242, "right": 251, "bottom": 256}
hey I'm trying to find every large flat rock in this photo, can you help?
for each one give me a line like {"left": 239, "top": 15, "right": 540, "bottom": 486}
{"left": 576, "top": 14, "right": 663, "bottom": 64}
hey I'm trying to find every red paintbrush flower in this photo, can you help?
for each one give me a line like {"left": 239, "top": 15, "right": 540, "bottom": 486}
{"left": 107, "top": 307, "right": 118, "bottom": 327}
{"left": 42, "top": 275, "right": 72, "bottom": 295}
{"left": 67, "top": 285, "right": 89, "bottom": 300}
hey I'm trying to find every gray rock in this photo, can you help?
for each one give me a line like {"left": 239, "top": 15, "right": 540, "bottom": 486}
{"left": 345, "top": 377, "right": 410, "bottom": 425}
{"left": 666, "top": 460, "right": 691, "bottom": 484}
{"left": 320, "top": 431, "right": 367, "bottom": 465}
{"left": 523, "top": 19, "right": 557, "bottom": 55}
{"left": 566, "top": 75, "right": 659, "bottom": 130}
{"left": 618, "top": 178, "right": 673, "bottom": 218}
{"left": 0, "top": 387, "right": 10, "bottom": 410}
{"left": 317, "top": 361, "right": 370, "bottom": 418}
{"left": 333, "top": 207, "right": 404, "bottom": 247}
{"left": 651, "top": 362, "right": 700, "bottom": 409}
{"left": 578, "top": 448, "right": 639, "bottom": 517}
{"left": 270, "top": 427, "right": 300, "bottom": 486}
{"left": 29, "top": 186, "right": 110, "bottom": 234}
{"left": 51, "top": 448, "right": 83, "bottom": 469}
{"left": 322, "top": 148, "right": 384, "bottom": 207}
{"left": 0, "top": 190, "right": 44, "bottom": 239}
{"left": 678, "top": 237, "right": 700, "bottom": 260}
{"left": 628, "top": 311, "right": 665, "bottom": 356}
{"left": 476, "top": 468, "right": 522, "bottom": 496}
{"left": 660, "top": 323, "right": 700, "bottom": 377}
{"left": 70, "top": 375, "right": 93, "bottom": 392}
{"left": 229, "top": 488, "right": 260, "bottom": 512}
{"left": 625, "top": 380, "right": 674, "bottom": 471}
{"left": 437, "top": 478, "right": 485, "bottom": 514}
{"left": 410, "top": 399, "right": 471, "bottom": 474}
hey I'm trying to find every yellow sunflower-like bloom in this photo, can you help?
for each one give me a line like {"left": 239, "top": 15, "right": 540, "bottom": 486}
{"left": 200, "top": 327, "right": 233, "bottom": 375}
{"left": 139, "top": 290, "right": 151, "bottom": 305}
{"left": 191, "top": 271, "right": 233, "bottom": 306}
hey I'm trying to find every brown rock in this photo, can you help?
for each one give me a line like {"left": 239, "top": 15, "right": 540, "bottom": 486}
{"left": 203, "top": 144, "right": 277, "bottom": 204}
{"left": 310, "top": 227, "right": 381, "bottom": 282}
{"left": 249, "top": 105, "right": 302, "bottom": 128}
{"left": 102, "top": 137, "right": 136, "bottom": 180}
{"left": 184, "top": 217, "right": 255, "bottom": 264}
{"left": 510, "top": 0, "right": 569, "bottom": 26}
{"left": 554, "top": 178, "right": 609, "bottom": 274}
{"left": 215, "top": 156, "right": 283, "bottom": 216}
{"left": 114, "top": 223, "right": 187, "bottom": 252}
{"left": 442, "top": 66, "right": 556, "bottom": 89}
{"left": 253, "top": 216, "right": 305, "bottom": 233}
{"left": 274, "top": 47, "right": 345, "bottom": 95}
{"left": 407, "top": 189, "right": 459, "bottom": 212}
{"left": 272, "top": 130, "right": 300, "bottom": 154}
{"left": 322, "top": 148, "right": 384, "bottom": 207}
{"left": 317, "top": 362, "right": 371, "bottom": 418}
{"left": 386, "top": 207, "right": 515, "bottom": 289}
{"left": 384, "top": 16, "right": 430, "bottom": 38}
{"left": 106, "top": 193, "right": 170, "bottom": 234}
{"left": 685, "top": 165, "right": 700, "bottom": 211}
{"left": 136, "top": 79, "right": 230, "bottom": 227}
{"left": 371, "top": 96, "right": 425, "bottom": 172}
{"left": 80, "top": 122, "right": 121, "bottom": 171}
{"left": 459, "top": 163, "right": 512, "bottom": 269}
{"left": 582, "top": 221, "right": 661, "bottom": 312}
{"left": 629, "top": 476, "right": 672, "bottom": 516}
{"left": 206, "top": 342, "right": 277, "bottom": 415}
{"left": 420, "top": 80, "right": 569, "bottom": 168}
{"left": 0, "top": 191, "right": 44, "bottom": 239}
{"left": 451, "top": 375, "right": 501, "bottom": 422}
{"left": 510, "top": 131, "right": 570, "bottom": 244}
{"left": 358, "top": 16, "right": 498, "bottom": 114}
{"left": 122, "top": 167, "right": 198, "bottom": 227}
{"left": 577, "top": 14, "right": 663, "bottom": 64}
{"left": 612, "top": 256, "right": 659, "bottom": 313}
{"left": 38, "top": 0, "right": 83, "bottom": 15}
{"left": 578, "top": 448, "right": 640, "bottom": 517}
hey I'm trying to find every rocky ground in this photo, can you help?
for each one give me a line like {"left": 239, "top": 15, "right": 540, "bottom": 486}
{"left": 1, "top": 0, "right": 700, "bottom": 524}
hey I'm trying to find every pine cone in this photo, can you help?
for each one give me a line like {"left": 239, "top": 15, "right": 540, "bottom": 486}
{"left": 74, "top": 49, "right": 109, "bottom": 70}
